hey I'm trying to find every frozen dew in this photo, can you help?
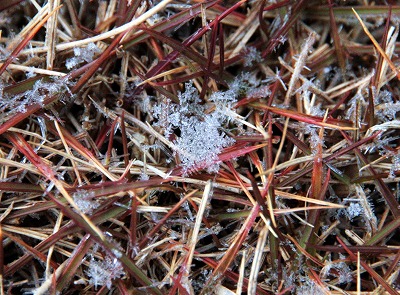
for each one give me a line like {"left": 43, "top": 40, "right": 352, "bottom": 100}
{"left": 174, "top": 113, "right": 234, "bottom": 173}
{"left": 66, "top": 42, "right": 101, "bottom": 69}
{"left": 73, "top": 190, "right": 100, "bottom": 215}
{"left": 285, "top": 33, "right": 316, "bottom": 102}
{"left": 0, "top": 77, "right": 71, "bottom": 120}
{"left": 152, "top": 81, "right": 238, "bottom": 174}
{"left": 86, "top": 255, "right": 125, "bottom": 289}
{"left": 243, "top": 46, "right": 262, "bottom": 67}
{"left": 389, "top": 153, "right": 400, "bottom": 178}
{"left": 346, "top": 202, "right": 364, "bottom": 221}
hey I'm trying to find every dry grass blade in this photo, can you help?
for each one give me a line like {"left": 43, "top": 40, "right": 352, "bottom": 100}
{"left": 4, "top": 132, "right": 106, "bottom": 240}
{"left": 0, "top": 5, "right": 61, "bottom": 76}
{"left": 248, "top": 226, "right": 268, "bottom": 294}
{"left": 337, "top": 237, "right": 399, "bottom": 295}
{"left": 55, "top": 0, "right": 173, "bottom": 51}
{"left": 328, "top": 0, "right": 346, "bottom": 77}
{"left": 250, "top": 103, "right": 355, "bottom": 129}
{"left": 55, "top": 234, "right": 93, "bottom": 291}
{"left": 182, "top": 180, "right": 212, "bottom": 293}
{"left": 45, "top": 0, "right": 60, "bottom": 70}
{"left": 201, "top": 204, "right": 260, "bottom": 294}
{"left": 352, "top": 8, "right": 400, "bottom": 80}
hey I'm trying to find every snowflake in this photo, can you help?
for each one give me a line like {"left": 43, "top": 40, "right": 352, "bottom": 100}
{"left": 346, "top": 202, "right": 363, "bottom": 221}
{"left": 73, "top": 190, "right": 100, "bottom": 215}
{"left": 65, "top": 42, "right": 101, "bottom": 69}
{"left": 86, "top": 255, "right": 125, "bottom": 289}
{"left": 153, "top": 81, "right": 237, "bottom": 174}
{"left": 243, "top": 46, "right": 262, "bottom": 67}
{"left": 389, "top": 153, "right": 400, "bottom": 178}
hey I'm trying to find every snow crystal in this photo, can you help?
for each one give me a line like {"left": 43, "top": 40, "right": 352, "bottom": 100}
{"left": 73, "top": 190, "right": 100, "bottom": 215}
{"left": 153, "top": 82, "right": 237, "bottom": 174}
{"left": 86, "top": 256, "right": 124, "bottom": 289}
{"left": 66, "top": 42, "right": 101, "bottom": 69}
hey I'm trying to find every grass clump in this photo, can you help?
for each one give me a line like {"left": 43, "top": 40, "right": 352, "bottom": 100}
{"left": 0, "top": 1, "right": 400, "bottom": 294}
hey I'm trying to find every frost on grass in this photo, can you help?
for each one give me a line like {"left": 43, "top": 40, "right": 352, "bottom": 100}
{"left": 86, "top": 255, "right": 125, "bottom": 289}
{"left": 336, "top": 185, "right": 378, "bottom": 232}
{"left": 174, "top": 113, "right": 234, "bottom": 173}
{"left": 320, "top": 254, "right": 353, "bottom": 285}
{"left": 153, "top": 80, "right": 243, "bottom": 174}
{"left": 389, "top": 152, "right": 400, "bottom": 178}
{"left": 243, "top": 46, "right": 262, "bottom": 67}
{"left": 345, "top": 90, "right": 368, "bottom": 127}
{"left": 86, "top": 240, "right": 125, "bottom": 289}
{"left": 285, "top": 33, "right": 315, "bottom": 103}
{"left": 73, "top": 190, "right": 100, "bottom": 215}
{"left": 278, "top": 257, "right": 331, "bottom": 294}
{"left": 65, "top": 42, "right": 101, "bottom": 70}
{"left": 0, "top": 77, "right": 73, "bottom": 122}
{"left": 345, "top": 202, "right": 364, "bottom": 221}
{"left": 374, "top": 90, "right": 400, "bottom": 122}
{"left": 362, "top": 132, "right": 399, "bottom": 154}
{"left": 301, "top": 121, "right": 326, "bottom": 156}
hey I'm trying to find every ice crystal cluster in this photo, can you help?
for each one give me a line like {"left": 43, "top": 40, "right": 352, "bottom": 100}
{"left": 65, "top": 42, "right": 101, "bottom": 70}
{"left": 86, "top": 255, "right": 125, "bottom": 289}
{"left": 73, "top": 190, "right": 100, "bottom": 215}
{"left": 0, "top": 77, "right": 69, "bottom": 119}
{"left": 153, "top": 81, "right": 239, "bottom": 174}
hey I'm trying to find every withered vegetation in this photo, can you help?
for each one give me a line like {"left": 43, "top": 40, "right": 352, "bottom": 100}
{"left": 0, "top": 1, "right": 399, "bottom": 294}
